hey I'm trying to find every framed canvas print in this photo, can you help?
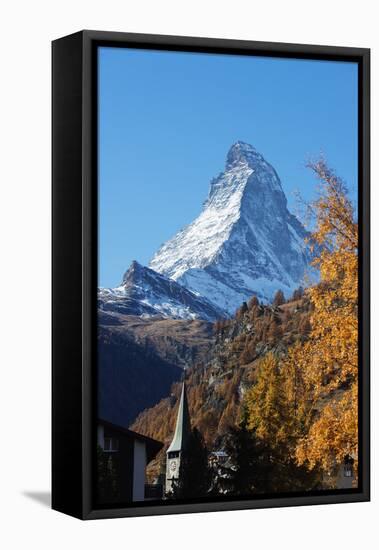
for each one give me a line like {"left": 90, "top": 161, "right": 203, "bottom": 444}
{"left": 52, "top": 30, "right": 370, "bottom": 520}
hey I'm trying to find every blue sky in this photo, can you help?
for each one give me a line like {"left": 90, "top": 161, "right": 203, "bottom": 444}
{"left": 99, "top": 47, "right": 358, "bottom": 288}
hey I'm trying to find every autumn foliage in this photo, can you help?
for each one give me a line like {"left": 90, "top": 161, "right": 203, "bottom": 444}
{"left": 288, "top": 160, "right": 358, "bottom": 472}
{"left": 245, "top": 160, "right": 358, "bottom": 477}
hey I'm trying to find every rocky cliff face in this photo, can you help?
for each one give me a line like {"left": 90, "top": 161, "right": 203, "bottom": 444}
{"left": 150, "top": 142, "right": 313, "bottom": 315}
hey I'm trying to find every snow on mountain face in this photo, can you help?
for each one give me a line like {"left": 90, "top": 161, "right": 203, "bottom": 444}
{"left": 150, "top": 141, "right": 313, "bottom": 315}
{"left": 98, "top": 260, "right": 226, "bottom": 322}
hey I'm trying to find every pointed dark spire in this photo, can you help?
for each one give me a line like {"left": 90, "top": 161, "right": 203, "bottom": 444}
{"left": 167, "top": 382, "right": 191, "bottom": 453}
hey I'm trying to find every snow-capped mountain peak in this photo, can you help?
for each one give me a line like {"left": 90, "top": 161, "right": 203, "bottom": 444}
{"left": 149, "top": 142, "right": 313, "bottom": 315}
{"left": 98, "top": 260, "right": 226, "bottom": 321}
{"left": 226, "top": 141, "right": 263, "bottom": 168}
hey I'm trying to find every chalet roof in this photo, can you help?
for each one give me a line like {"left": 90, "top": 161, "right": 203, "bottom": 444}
{"left": 167, "top": 382, "right": 191, "bottom": 454}
{"left": 98, "top": 418, "right": 163, "bottom": 462}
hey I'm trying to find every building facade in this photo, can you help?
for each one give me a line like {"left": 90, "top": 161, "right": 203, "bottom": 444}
{"left": 97, "top": 419, "right": 162, "bottom": 504}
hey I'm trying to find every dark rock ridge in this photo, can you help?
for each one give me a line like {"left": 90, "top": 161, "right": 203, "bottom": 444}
{"left": 98, "top": 260, "right": 226, "bottom": 322}
{"left": 98, "top": 326, "right": 182, "bottom": 427}
{"left": 97, "top": 312, "right": 215, "bottom": 426}
{"left": 98, "top": 311, "right": 215, "bottom": 369}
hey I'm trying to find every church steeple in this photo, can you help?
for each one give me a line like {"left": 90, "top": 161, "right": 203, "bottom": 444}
{"left": 165, "top": 382, "right": 192, "bottom": 493}
{"left": 167, "top": 382, "right": 191, "bottom": 453}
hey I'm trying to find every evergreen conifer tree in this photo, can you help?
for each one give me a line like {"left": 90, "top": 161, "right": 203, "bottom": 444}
{"left": 215, "top": 411, "right": 274, "bottom": 495}
{"left": 170, "top": 428, "right": 211, "bottom": 499}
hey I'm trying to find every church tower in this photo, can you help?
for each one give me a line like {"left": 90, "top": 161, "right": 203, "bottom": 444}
{"left": 165, "top": 382, "right": 191, "bottom": 494}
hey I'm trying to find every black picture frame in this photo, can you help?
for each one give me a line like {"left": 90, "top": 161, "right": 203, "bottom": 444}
{"left": 52, "top": 30, "right": 370, "bottom": 520}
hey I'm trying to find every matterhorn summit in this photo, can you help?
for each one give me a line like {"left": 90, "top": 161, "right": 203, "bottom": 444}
{"left": 150, "top": 141, "right": 312, "bottom": 315}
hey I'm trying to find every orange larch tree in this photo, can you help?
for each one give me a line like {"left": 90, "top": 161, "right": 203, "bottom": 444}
{"left": 287, "top": 159, "right": 358, "bottom": 472}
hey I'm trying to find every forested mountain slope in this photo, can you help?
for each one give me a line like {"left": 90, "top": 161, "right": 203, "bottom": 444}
{"left": 131, "top": 291, "right": 311, "bottom": 473}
